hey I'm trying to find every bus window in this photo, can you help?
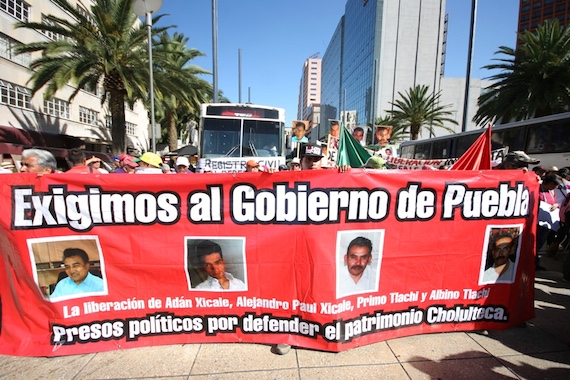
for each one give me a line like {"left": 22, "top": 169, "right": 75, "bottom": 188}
{"left": 400, "top": 144, "right": 414, "bottom": 158}
{"left": 455, "top": 134, "right": 479, "bottom": 157}
{"left": 201, "top": 119, "right": 241, "bottom": 157}
{"left": 432, "top": 139, "right": 452, "bottom": 159}
{"left": 526, "top": 120, "right": 570, "bottom": 154}
{"left": 492, "top": 129, "right": 524, "bottom": 151}
{"left": 414, "top": 142, "right": 432, "bottom": 159}
{"left": 243, "top": 120, "right": 282, "bottom": 157}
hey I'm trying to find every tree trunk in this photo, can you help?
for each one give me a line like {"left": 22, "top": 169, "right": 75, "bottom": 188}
{"left": 109, "top": 90, "right": 127, "bottom": 155}
{"left": 167, "top": 111, "right": 178, "bottom": 151}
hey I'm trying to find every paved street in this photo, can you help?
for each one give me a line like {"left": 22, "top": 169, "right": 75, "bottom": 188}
{"left": 1, "top": 253, "right": 569, "bottom": 380}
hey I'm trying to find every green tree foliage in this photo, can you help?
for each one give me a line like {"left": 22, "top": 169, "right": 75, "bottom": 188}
{"left": 153, "top": 32, "right": 211, "bottom": 151}
{"left": 474, "top": 20, "right": 570, "bottom": 126}
{"left": 15, "top": 0, "right": 209, "bottom": 155}
{"left": 386, "top": 85, "right": 457, "bottom": 140}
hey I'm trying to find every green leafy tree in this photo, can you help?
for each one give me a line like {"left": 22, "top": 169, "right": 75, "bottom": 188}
{"left": 153, "top": 32, "right": 211, "bottom": 151}
{"left": 387, "top": 85, "right": 457, "bottom": 140}
{"left": 15, "top": 0, "right": 185, "bottom": 155}
{"left": 474, "top": 20, "right": 570, "bottom": 126}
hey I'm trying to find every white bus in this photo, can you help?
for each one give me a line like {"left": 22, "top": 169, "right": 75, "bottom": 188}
{"left": 196, "top": 103, "right": 286, "bottom": 173}
{"left": 399, "top": 112, "right": 570, "bottom": 169}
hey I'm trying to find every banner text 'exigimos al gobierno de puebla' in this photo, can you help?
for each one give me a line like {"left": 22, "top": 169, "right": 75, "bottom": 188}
{"left": 0, "top": 169, "right": 538, "bottom": 356}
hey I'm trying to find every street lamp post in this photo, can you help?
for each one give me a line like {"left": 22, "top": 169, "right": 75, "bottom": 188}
{"left": 133, "top": 0, "right": 162, "bottom": 152}
{"left": 212, "top": 0, "right": 218, "bottom": 103}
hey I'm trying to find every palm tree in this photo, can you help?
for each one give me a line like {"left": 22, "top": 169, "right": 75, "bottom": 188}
{"left": 474, "top": 20, "right": 570, "bottom": 126}
{"left": 153, "top": 32, "right": 211, "bottom": 151}
{"left": 387, "top": 85, "right": 457, "bottom": 140}
{"left": 15, "top": 0, "right": 179, "bottom": 155}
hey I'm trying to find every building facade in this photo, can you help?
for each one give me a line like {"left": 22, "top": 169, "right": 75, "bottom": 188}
{"left": 0, "top": 0, "right": 149, "bottom": 163}
{"left": 297, "top": 56, "right": 321, "bottom": 121}
{"left": 518, "top": 0, "right": 569, "bottom": 35}
{"left": 320, "top": 0, "right": 448, "bottom": 140}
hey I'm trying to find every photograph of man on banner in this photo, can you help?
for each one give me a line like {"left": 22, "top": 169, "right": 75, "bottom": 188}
{"left": 186, "top": 237, "right": 247, "bottom": 291}
{"left": 27, "top": 236, "right": 107, "bottom": 302}
{"left": 479, "top": 225, "right": 522, "bottom": 284}
{"left": 336, "top": 230, "right": 384, "bottom": 298}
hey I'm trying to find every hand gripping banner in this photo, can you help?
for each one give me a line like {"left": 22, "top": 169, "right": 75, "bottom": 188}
{"left": 0, "top": 169, "right": 538, "bottom": 356}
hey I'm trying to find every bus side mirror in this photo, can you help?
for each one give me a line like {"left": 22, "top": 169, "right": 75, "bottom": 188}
{"left": 285, "top": 135, "right": 292, "bottom": 150}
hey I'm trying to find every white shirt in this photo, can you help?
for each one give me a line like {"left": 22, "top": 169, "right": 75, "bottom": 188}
{"left": 482, "top": 260, "right": 515, "bottom": 283}
{"left": 195, "top": 272, "right": 246, "bottom": 290}
{"left": 338, "top": 265, "right": 377, "bottom": 296}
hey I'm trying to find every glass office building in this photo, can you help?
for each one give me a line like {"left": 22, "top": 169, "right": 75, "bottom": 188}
{"left": 320, "top": 0, "right": 446, "bottom": 137}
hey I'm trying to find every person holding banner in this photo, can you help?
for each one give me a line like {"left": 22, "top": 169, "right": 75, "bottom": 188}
{"left": 299, "top": 144, "right": 324, "bottom": 170}
{"left": 338, "top": 237, "right": 377, "bottom": 295}
{"left": 482, "top": 234, "right": 517, "bottom": 283}
{"left": 19, "top": 149, "right": 57, "bottom": 175}
{"left": 50, "top": 248, "right": 104, "bottom": 299}
{"left": 193, "top": 240, "right": 246, "bottom": 290}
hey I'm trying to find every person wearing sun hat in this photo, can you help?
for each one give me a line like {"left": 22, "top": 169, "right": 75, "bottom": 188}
{"left": 134, "top": 152, "right": 164, "bottom": 174}
{"left": 245, "top": 159, "right": 261, "bottom": 172}
{"left": 175, "top": 156, "right": 193, "bottom": 174}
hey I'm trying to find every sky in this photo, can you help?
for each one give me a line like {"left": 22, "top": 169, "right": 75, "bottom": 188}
{"left": 155, "top": 0, "right": 520, "bottom": 126}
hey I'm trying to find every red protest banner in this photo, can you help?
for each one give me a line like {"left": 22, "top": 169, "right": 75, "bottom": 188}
{"left": 0, "top": 169, "right": 538, "bottom": 356}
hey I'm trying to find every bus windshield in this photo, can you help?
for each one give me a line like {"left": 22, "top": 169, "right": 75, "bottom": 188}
{"left": 201, "top": 119, "right": 282, "bottom": 158}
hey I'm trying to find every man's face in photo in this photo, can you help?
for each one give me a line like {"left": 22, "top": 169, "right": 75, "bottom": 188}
{"left": 202, "top": 252, "right": 226, "bottom": 281}
{"left": 492, "top": 237, "right": 513, "bottom": 267}
{"left": 63, "top": 255, "right": 90, "bottom": 285}
{"left": 375, "top": 128, "right": 391, "bottom": 146}
{"left": 345, "top": 245, "right": 372, "bottom": 278}
{"left": 294, "top": 124, "right": 306, "bottom": 139}
{"left": 352, "top": 129, "right": 364, "bottom": 142}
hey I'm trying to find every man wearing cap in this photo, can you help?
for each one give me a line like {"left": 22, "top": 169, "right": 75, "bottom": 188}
{"left": 498, "top": 150, "right": 540, "bottom": 169}
{"left": 111, "top": 154, "right": 138, "bottom": 173}
{"left": 134, "top": 152, "right": 163, "bottom": 174}
{"left": 299, "top": 143, "right": 324, "bottom": 170}
{"left": 289, "top": 157, "right": 301, "bottom": 171}
{"left": 175, "top": 156, "right": 193, "bottom": 174}
{"left": 245, "top": 159, "right": 261, "bottom": 172}
{"left": 482, "top": 234, "right": 516, "bottom": 283}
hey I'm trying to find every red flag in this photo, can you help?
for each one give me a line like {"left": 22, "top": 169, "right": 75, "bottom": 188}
{"left": 451, "top": 125, "right": 492, "bottom": 170}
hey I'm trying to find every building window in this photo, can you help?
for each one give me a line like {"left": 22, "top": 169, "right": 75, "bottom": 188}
{"left": 44, "top": 98, "right": 71, "bottom": 119}
{"left": 106, "top": 116, "right": 136, "bottom": 135}
{"left": 41, "top": 16, "right": 66, "bottom": 41}
{"left": 0, "top": 0, "right": 30, "bottom": 22}
{"left": 126, "top": 122, "right": 136, "bottom": 135}
{"left": 0, "top": 32, "right": 31, "bottom": 66}
{"left": 79, "top": 106, "right": 99, "bottom": 125}
{"left": 0, "top": 80, "right": 32, "bottom": 109}
{"left": 76, "top": 4, "right": 93, "bottom": 23}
